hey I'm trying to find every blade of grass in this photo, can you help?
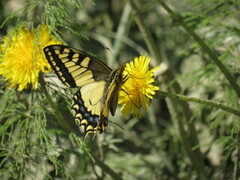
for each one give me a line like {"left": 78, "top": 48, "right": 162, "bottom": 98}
{"left": 129, "top": 0, "right": 207, "bottom": 179}
{"left": 157, "top": 90, "right": 240, "bottom": 116}
{"left": 110, "top": 3, "right": 132, "bottom": 66}
{"left": 158, "top": 0, "right": 240, "bottom": 98}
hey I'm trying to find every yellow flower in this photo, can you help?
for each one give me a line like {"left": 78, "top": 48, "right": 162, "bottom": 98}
{"left": 0, "top": 24, "right": 61, "bottom": 91}
{"left": 118, "top": 55, "right": 159, "bottom": 117}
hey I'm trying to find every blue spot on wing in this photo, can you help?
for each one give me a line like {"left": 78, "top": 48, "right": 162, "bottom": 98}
{"left": 72, "top": 90, "right": 102, "bottom": 132}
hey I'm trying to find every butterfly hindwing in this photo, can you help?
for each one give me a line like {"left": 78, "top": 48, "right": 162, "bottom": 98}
{"left": 44, "top": 45, "right": 124, "bottom": 135}
{"left": 72, "top": 69, "right": 124, "bottom": 134}
{"left": 72, "top": 82, "right": 106, "bottom": 134}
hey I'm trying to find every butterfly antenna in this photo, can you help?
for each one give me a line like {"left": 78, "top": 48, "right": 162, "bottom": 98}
{"left": 121, "top": 70, "right": 143, "bottom": 109}
{"left": 122, "top": 74, "right": 129, "bottom": 84}
{"left": 125, "top": 69, "right": 147, "bottom": 80}
{"left": 105, "top": 47, "right": 113, "bottom": 55}
{"left": 121, "top": 87, "right": 140, "bottom": 109}
{"left": 109, "top": 121, "right": 125, "bottom": 131}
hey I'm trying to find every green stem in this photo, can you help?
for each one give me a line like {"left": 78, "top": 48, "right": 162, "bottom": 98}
{"left": 92, "top": 156, "right": 124, "bottom": 180}
{"left": 233, "top": 132, "right": 240, "bottom": 180}
{"left": 129, "top": 0, "right": 162, "bottom": 62}
{"left": 39, "top": 73, "right": 72, "bottom": 132}
{"left": 158, "top": 90, "right": 240, "bottom": 116}
{"left": 129, "top": 0, "right": 207, "bottom": 179}
{"left": 69, "top": 133, "right": 123, "bottom": 179}
{"left": 158, "top": 0, "right": 240, "bottom": 98}
{"left": 110, "top": 3, "right": 132, "bottom": 66}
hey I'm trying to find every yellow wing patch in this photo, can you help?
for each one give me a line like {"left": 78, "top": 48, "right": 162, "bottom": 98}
{"left": 44, "top": 45, "right": 98, "bottom": 88}
{"left": 71, "top": 81, "right": 106, "bottom": 134}
{"left": 43, "top": 45, "right": 125, "bottom": 136}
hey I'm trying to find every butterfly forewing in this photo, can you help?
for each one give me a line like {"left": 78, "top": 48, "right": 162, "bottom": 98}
{"left": 44, "top": 45, "right": 112, "bottom": 87}
{"left": 103, "top": 65, "right": 125, "bottom": 116}
{"left": 44, "top": 45, "right": 124, "bottom": 136}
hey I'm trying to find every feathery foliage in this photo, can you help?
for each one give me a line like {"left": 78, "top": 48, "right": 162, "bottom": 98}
{"left": 0, "top": 0, "right": 240, "bottom": 179}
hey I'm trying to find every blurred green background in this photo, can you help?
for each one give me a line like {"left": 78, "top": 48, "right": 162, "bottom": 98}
{"left": 0, "top": 0, "right": 240, "bottom": 179}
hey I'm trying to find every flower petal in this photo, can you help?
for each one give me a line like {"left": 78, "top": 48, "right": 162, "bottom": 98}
{"left": 118, "top": 55, "right": 159, "bottom": 117}
{"left": 0, "top": 24, "right": 62, "bottom": 91}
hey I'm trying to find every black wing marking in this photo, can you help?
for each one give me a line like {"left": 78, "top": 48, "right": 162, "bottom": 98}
{"left": 43, "top": 45, "right": 112, "bottom": 87}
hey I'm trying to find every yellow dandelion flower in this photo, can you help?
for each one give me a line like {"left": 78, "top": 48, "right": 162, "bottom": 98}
{"left": 0, "top": 24, "right": 62, "bottom": 91}
{"left": 118, "top": 55, "right": 159, "bottom": 117}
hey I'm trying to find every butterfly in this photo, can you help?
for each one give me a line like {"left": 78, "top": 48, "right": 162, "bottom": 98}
{"left": 43, "top": 45, "right": 125, "bottom": 135}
